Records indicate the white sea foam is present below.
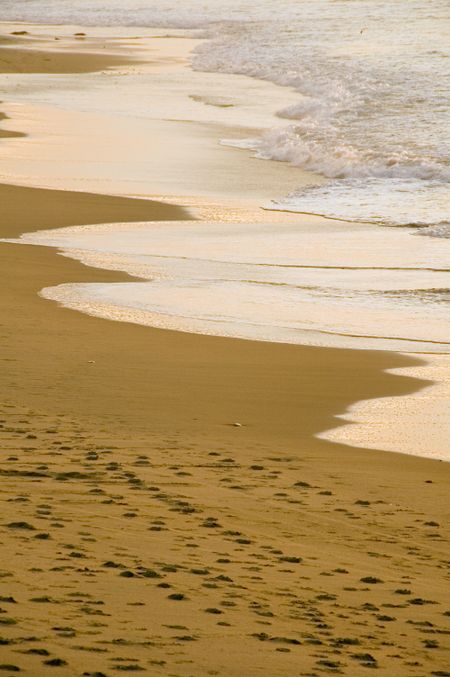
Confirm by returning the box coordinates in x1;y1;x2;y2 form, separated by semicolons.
194;13;449;184
417;222;450;239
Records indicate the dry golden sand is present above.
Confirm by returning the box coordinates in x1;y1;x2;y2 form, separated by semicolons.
0;35;449;677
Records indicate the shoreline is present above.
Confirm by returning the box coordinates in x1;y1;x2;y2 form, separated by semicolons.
0;180;427;455
0;26;449;676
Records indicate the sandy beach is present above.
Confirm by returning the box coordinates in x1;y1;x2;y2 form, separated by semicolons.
0;26;449;677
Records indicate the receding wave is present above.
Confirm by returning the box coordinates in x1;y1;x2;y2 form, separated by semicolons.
7;216;450;354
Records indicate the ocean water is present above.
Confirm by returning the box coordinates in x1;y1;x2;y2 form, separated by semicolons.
1;0;449;231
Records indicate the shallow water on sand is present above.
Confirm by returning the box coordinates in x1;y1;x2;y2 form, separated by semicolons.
9;218;450;354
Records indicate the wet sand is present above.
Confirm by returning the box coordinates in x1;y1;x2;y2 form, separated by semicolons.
0;31;139;74
0;111;23;139
0;30;449;677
